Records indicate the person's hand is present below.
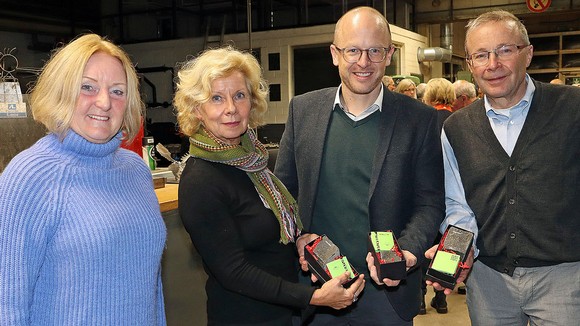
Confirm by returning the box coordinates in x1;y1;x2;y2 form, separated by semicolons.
366;250;417;287
297;233;319;274
309;272;365;310
425;245;474;295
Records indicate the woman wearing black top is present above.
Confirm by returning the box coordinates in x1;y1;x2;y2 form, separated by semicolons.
174;46;365;326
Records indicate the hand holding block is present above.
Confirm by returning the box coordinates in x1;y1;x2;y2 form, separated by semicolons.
426;225;474;289
367;231;406;280
304;235;359;287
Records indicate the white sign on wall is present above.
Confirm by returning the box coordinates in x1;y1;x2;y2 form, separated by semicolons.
1;49;27;118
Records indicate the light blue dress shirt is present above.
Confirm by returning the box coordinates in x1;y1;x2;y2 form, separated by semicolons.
440;75;536;255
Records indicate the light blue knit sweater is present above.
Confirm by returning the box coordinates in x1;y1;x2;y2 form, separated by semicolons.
0;131;167;325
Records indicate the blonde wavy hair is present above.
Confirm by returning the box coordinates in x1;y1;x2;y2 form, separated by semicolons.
174;46;268;137
394;78;417;99
30;33;143;142
423;78;456;106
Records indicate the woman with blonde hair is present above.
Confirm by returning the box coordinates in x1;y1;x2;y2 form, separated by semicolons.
423;78;455;112
395;78;417;99
0;34;166;325
175;46;364;325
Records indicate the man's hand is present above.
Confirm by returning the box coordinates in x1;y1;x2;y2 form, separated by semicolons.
425;245;474;295
366;250;417;287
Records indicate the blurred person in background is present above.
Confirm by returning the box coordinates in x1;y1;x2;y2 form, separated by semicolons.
423;77;455;130
395;78;417;99
416;82;427;102
382;75;396;91
452;80;478;111
423;78;455;113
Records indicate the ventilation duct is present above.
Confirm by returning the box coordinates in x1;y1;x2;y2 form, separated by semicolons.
417;47;452;62
417;23;454;63
440;23;453;51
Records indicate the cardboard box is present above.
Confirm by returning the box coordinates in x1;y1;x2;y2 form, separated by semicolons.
367;231;407;280
426;225;474;289
304;235;358;287
153;177;166;189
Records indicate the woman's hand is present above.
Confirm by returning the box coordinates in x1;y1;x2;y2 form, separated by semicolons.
296;233;319;273
309;272;365;310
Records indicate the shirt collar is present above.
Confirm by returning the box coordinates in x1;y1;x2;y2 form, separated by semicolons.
484;74;536;118
333;84;384;113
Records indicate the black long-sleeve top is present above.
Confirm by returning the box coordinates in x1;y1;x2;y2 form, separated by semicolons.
179;157;315;325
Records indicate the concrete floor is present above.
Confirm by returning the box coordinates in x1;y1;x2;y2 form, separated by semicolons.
161;211;471;326
161;210;207;326
415;286;470;326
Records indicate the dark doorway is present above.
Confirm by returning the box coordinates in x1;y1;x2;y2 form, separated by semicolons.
293;45;340;96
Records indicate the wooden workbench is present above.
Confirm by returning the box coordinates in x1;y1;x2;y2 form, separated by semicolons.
154;183;179;212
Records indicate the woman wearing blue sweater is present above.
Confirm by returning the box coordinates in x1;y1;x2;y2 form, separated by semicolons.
0;34;167;325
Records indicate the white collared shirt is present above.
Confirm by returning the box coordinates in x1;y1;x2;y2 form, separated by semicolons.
333;85;383;121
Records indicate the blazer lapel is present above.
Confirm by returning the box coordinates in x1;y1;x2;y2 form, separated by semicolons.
302;88;335;221
369;87;399;198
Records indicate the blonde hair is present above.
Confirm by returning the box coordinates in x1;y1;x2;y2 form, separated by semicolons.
174;46;268;137
394;78;417;99
30;33;143;142
424;78;455;106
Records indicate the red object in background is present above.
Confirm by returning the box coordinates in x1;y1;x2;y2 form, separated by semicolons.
526;0;551;13
121;119;145;157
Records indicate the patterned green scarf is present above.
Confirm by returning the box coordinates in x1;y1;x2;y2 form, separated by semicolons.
189;127;302;244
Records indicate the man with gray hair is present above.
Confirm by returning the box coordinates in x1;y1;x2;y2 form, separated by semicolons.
427;10;580;325
416;82;427;102
452;79;478;111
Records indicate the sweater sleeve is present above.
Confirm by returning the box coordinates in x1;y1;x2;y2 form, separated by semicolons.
178;159;315;309
0;154;62;325
156;268;167;325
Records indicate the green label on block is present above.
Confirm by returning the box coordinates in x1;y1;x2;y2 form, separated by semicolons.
370;231;394;251
326;257;354;278
432;251;460;275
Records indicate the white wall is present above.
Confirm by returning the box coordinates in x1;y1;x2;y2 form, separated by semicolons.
123;23;428;124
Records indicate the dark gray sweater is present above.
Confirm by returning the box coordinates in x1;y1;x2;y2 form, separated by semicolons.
443;80;580;276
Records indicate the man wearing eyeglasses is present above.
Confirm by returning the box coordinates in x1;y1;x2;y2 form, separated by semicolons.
426;10;580;325
275;6;444;325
